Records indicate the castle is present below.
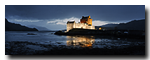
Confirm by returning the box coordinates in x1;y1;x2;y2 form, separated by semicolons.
67;16;95;32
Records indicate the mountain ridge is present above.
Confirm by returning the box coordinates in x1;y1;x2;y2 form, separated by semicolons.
116;19;145;30
95;19;145;30
5;18;38;31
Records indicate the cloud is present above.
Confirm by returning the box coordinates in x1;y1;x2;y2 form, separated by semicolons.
47;17;80;25
8;18;42;23
56;22;66;25
92;20;108;26
14;20;41;22
47;17;118;26
5;5;145;22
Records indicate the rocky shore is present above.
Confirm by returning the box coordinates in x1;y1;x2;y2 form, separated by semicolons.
55;28;145;38
36;45;145;55
5;41;145;55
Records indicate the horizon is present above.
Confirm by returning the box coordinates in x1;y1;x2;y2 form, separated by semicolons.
5;5;145;30
6;18;145;31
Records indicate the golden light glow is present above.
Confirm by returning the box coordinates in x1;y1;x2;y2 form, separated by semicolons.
99;27;102;30
66;36;95;48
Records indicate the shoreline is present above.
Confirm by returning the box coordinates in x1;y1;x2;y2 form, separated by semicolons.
5;41;145;55
55;28;145;39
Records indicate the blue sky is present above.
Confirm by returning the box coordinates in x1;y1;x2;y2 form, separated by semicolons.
5;5;145;30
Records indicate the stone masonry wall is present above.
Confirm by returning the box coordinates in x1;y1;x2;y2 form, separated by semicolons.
67;23;74;31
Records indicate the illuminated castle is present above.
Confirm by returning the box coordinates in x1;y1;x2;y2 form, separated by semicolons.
67;16;95;32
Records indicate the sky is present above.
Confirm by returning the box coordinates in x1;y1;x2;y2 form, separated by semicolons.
5;5;145;30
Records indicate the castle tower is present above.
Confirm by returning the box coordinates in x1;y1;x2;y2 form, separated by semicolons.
80;15;92;26
67;21;75;32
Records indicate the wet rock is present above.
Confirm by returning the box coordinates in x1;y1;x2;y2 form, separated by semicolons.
26;45;48;50
27;33;36;35
56;42;61;44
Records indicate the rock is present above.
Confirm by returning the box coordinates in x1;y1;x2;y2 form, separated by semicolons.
27;33;36;35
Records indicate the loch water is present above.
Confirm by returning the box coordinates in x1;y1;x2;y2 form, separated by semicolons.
5;31;145;55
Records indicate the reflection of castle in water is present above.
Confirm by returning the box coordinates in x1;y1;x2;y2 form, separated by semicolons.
66;36;95;48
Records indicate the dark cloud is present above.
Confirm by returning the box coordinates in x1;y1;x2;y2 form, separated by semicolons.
5;5;145;22
5;5;145;30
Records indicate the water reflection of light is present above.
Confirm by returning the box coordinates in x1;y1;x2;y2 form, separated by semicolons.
66;36;95;48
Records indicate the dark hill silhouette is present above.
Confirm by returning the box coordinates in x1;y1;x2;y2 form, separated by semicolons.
95;24;118;30
116;19;145;30
26;25;50;31
95;19;145;30
5;18;38;31
101;24;118;27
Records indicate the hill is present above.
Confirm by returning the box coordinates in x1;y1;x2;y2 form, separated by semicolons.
25;25;50;31
116;19;145;30
95;19;145;30
101;24;119;27
5;18;38;31
95;24;118;30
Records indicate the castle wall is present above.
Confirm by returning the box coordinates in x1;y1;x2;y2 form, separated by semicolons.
87;19;92;25
67;22;95;32
80;19;87;23
67;22;75;31
86;26;95;29
74;23;87;29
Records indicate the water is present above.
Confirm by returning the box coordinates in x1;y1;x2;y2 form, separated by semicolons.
5;31;66;43
5;31;145;54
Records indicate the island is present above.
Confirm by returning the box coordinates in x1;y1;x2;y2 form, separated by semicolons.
55;16;145;38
